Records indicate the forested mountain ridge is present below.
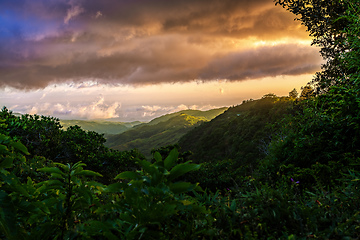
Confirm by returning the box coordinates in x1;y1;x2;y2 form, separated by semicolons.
105;112;221;158
60;108;227;138
179;96;293;164
60;119;142;135
142;108;228;126
179;95;296;190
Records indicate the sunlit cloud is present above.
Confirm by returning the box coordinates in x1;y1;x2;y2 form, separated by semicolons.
2;73;315;121
0;0;318;90
94;11;103;19
0;0;322;121
11;96;120;120
140;104;189;118
64;4;84;24
76;97;120;119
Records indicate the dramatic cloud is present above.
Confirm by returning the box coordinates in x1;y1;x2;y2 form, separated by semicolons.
0;0;320;90
199;44;322;81
2;75;314;121
20;96;120;119
64;4;84;24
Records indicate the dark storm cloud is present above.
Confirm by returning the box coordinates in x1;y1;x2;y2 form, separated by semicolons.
0;0;317;89
199;44;323;81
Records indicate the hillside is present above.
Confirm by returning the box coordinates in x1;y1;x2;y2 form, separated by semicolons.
105;108;227;157
179;96;293;168
60;119;142;135
143;108;228;126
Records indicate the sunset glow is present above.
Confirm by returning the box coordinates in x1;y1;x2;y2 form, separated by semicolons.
0;0;323;121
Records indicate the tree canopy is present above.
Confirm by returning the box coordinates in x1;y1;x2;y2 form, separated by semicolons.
274;0;358;92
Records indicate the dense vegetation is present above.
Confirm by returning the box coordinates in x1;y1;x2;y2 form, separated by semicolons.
105;108;227;158
1;0;360;238
60;120;142;135
179;95;296;191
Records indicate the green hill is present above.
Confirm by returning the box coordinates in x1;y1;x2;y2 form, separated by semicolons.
105;108;227;158
175;95;296;191
179;96;293;166
143;108;228;126
60;120;142;135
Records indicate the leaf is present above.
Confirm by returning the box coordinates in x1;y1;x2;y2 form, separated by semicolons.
0;157;13;168
9;141;30;155
0;144;8;153
153;151;162;162
75;170;103;177
72;161;86;170
114;171;141;180
168;163;201;181
164;148;179;170
10;182;30;197
193;184;204;192
230;199;237;212
44;179;64;187
37;167;65;176
169;182;195;194
53;162;69;172
104;182;126;193
137;160;157;176
32;201;51;215
50;173;64;179
181;200;193;205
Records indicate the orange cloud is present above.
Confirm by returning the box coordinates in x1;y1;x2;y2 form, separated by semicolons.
0;0;316;90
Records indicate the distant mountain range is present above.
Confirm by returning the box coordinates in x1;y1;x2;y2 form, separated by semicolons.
60;120;142;135
104;108;228;158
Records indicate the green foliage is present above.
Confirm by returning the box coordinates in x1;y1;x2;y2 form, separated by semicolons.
106;148;206;238
274;0;353;92
0;107;142;184
260;81;360;190
145;108;227;126
179;96;295;190
0;130;214;239
1;2;360;237
337;0;360;83
299;85;315;99
106;113;213;158
288;88;298;98
60;119;142;135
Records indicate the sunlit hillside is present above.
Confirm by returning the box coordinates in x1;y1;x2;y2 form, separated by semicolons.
105;108;227;157
60;120;142;135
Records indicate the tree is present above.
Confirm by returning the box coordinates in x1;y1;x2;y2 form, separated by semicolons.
339;0;360;83
288;88;298;98
274;0;353;92
261;0;360;190
299;85;314;99
261;93;278;99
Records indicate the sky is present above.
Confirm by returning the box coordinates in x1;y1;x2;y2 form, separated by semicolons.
0;0;323;121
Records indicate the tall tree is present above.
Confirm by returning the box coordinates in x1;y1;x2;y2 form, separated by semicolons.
299;85;314;99
274;0;353;92
288;88;298;98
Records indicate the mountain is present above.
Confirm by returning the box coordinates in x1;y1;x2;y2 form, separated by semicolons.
144;108;228;126
105;108;227;158
60;120;142;135
178;96;294;166
175;96;295;191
